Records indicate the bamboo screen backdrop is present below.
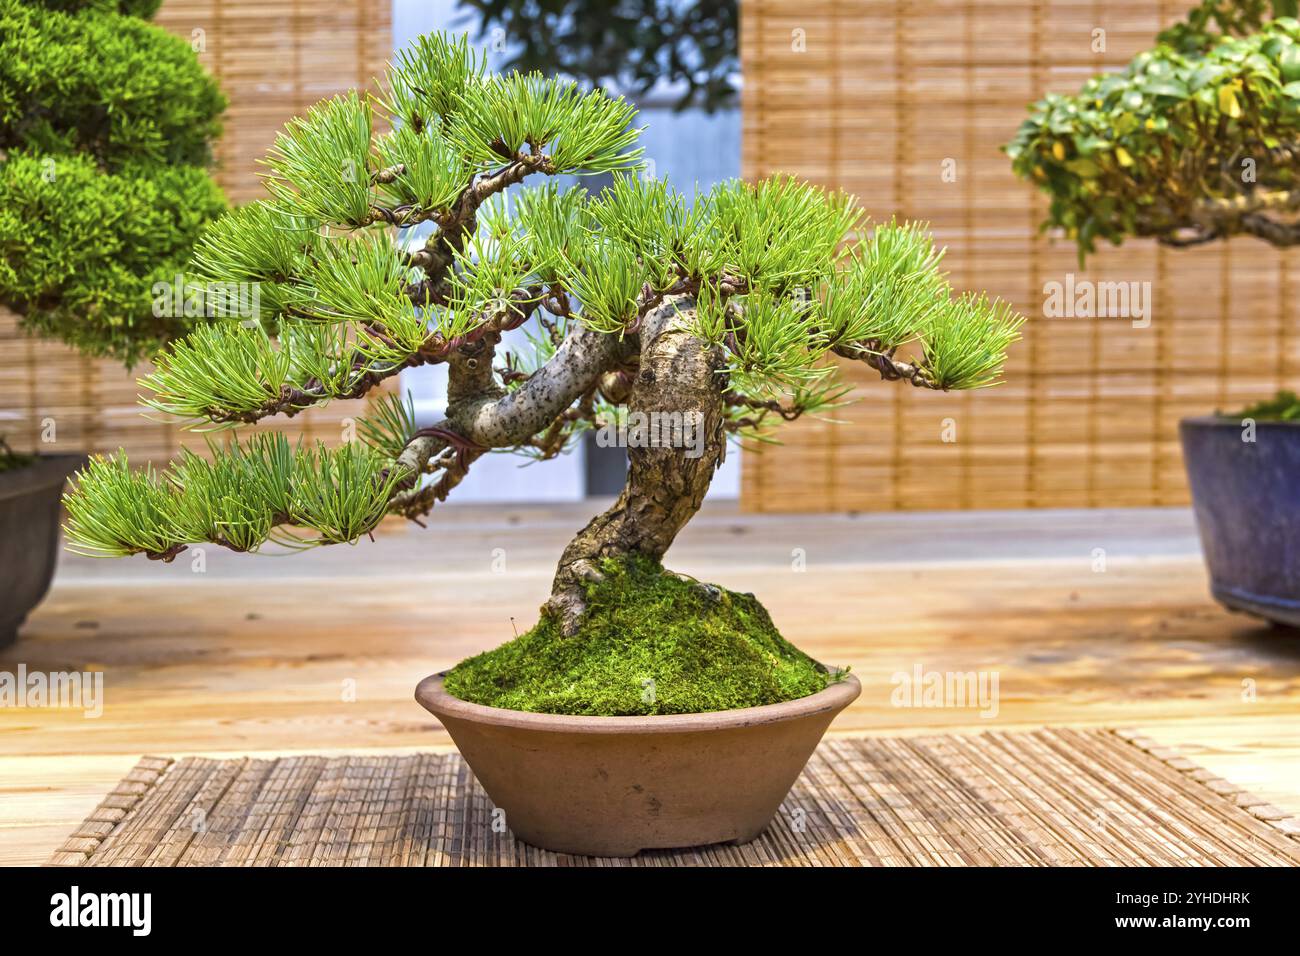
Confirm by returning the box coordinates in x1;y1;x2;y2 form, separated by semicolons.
0;0;391;465
740;0;1300;512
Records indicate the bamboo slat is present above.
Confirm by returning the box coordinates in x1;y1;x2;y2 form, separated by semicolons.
0;0;392;467
740;0;1300;511
45;729;1300;866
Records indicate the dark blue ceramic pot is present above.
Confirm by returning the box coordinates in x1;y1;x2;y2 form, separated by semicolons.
1180;416;1300;627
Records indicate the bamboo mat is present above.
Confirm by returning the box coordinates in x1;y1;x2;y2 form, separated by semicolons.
47;729;1300;867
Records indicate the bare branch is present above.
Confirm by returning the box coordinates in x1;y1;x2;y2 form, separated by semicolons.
390;444;485;522
831;341;943;389
723;390;808;421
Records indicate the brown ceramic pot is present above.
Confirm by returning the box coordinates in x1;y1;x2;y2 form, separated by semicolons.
415;671;861;857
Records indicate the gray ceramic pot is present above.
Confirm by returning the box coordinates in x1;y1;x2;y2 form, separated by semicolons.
0;454;85;647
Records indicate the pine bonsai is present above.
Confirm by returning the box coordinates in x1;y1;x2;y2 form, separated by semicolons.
63;32;1021;714
0;0;226;363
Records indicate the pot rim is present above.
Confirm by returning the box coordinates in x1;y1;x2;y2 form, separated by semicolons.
0;453;88;503
1180;413;1300;428
415;670;862;735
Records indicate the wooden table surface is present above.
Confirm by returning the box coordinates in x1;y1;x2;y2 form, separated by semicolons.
3;502;1298;865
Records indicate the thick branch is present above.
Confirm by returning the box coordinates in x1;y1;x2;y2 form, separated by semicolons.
383;321;631;526
1147;188;1300;249
1239;213;1300;247
449;322;635;447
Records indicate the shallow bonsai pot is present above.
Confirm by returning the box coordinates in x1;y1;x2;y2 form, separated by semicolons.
0;454;86;648
415;671;861;857
1180;415;1300;626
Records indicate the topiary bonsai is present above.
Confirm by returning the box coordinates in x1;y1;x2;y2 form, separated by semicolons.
1007;0;1300;626
0;0;226;648
63;32;1021;716
0;0;227;363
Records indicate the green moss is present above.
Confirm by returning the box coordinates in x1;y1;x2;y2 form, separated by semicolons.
1225;390;1300;422
444;556;836;716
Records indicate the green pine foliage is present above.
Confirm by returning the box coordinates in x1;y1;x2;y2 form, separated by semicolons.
0;0;227;362
455;0;739;113
448;72;642;175
266;91;378;227
63;30;1022;560
64;435;409;558
1006;3;1300;258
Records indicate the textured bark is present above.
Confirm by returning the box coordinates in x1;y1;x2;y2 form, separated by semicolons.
450;323;633;447
391;323;636;527
545;295;727;634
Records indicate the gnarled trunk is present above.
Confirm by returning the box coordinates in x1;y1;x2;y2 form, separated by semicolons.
545;295;727;634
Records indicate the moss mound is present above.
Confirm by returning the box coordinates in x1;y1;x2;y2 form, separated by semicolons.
444;557;833;716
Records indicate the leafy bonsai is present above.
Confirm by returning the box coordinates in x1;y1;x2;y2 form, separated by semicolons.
0;0;227;363
1006;0;1300;418
62;32;1021;714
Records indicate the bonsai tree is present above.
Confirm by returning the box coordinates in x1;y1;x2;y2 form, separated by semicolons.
0;0;227;363
1007;0;1300;257
0;0;225;649
63;32;1021;714
1007;0;1300;628
1007;0;1300;420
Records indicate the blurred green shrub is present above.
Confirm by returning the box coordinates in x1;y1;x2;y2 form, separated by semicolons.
0;0;227;363
1006;3;1300;260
